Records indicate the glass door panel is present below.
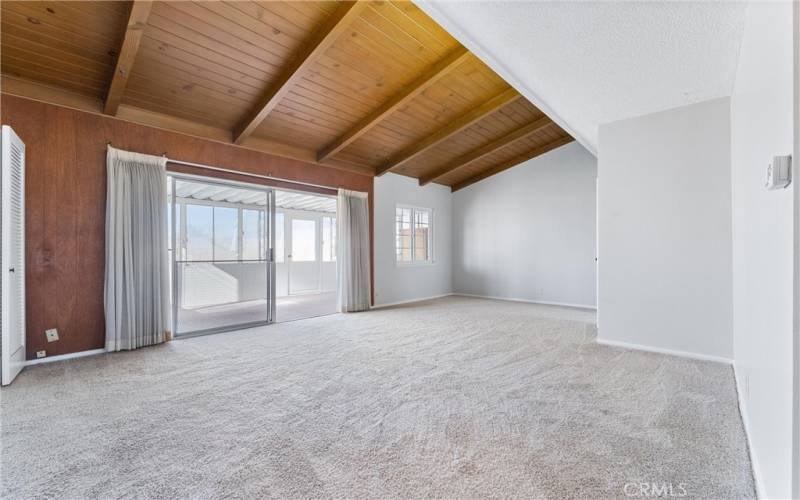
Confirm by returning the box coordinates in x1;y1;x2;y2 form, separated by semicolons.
170;176;274;336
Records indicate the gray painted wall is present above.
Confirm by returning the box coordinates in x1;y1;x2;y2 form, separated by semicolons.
730;1;797;496
374;173;452;306
597;97;734;360
451;142;597;308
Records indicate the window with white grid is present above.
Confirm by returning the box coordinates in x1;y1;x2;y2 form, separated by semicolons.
395;206;433;265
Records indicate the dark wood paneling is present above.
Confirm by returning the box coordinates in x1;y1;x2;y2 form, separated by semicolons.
1;93;374;360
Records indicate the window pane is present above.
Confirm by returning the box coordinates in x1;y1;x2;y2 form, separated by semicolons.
242;209;261;260
167;200;172;251
178;205;186;260
168;200;181;251
260;212;266;260
331;217;337;261
395;207;412;262
275;212;284;263
213;207;239;261
170;202;184;264
185;204;213;261
292;219;316;262
414;209;431;262
322;216;336;262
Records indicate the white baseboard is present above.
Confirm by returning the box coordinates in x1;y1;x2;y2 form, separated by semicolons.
595;338;733;365
25;348;106;366
372;293;454;309
733;364;765;500
453;293;597;311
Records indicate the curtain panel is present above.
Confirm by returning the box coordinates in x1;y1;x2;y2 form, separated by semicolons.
104;146;170;351
336;189;371;312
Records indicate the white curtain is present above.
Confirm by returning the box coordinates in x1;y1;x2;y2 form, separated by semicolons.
336;189;371;312
104;146;170;351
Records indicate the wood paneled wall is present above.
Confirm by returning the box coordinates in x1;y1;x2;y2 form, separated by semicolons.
0;94;374;360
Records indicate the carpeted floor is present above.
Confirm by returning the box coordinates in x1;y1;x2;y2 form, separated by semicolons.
1;296;754;499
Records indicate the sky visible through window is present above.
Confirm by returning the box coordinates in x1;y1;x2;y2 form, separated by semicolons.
172;181;336;265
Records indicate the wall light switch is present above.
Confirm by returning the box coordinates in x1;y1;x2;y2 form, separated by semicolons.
36;351;46;359
765;155;792;190
45;328;59;342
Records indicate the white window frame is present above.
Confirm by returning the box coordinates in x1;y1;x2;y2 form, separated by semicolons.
322;215;336;262
175;198;267;263
395;204;434;266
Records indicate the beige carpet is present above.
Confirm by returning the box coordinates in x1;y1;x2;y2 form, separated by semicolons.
1;296;754;499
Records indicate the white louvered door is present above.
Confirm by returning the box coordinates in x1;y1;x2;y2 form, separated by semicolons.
1;125;26;385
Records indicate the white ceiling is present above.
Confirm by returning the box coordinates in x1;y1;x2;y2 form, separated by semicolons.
418;1;748;155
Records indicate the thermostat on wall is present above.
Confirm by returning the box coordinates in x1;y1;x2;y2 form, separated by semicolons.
765;155;792;190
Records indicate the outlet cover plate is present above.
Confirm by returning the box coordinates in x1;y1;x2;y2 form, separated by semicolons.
45;329;59;342
36;350;46;358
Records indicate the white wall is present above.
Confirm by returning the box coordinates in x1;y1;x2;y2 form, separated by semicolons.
374;173;452;305
180;262;267;307
451;142;597;308
730;2;796;497
597;97;734;360
794;5;800;497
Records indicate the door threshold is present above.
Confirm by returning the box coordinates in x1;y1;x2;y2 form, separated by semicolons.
174;320;270;339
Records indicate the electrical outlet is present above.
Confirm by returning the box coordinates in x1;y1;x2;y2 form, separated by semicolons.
36;350;46;359
45;328;59;343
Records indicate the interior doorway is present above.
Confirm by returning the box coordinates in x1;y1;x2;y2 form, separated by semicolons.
275;190;338;322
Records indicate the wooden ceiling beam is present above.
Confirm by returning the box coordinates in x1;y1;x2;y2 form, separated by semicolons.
317;46;471;162
115;107;374;175
104;1;152;115
233;1;365;145
3;75;374;177
418;115;553;186
451;135;574;192
374;87;522;176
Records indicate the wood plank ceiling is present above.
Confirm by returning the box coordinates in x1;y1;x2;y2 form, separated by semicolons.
0;0;574;191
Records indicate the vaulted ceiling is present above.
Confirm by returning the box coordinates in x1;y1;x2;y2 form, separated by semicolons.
418;0;748;153
0;1;574;191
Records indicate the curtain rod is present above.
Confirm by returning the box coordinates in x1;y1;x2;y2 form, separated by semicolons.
164;157;340;193
106;141;341;193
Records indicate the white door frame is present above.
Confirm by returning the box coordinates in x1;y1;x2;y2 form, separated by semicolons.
1;125;26;385
168;172;276;336
286;210;322;295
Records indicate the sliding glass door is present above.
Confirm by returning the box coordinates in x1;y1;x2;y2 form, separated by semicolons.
168;175;275;336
